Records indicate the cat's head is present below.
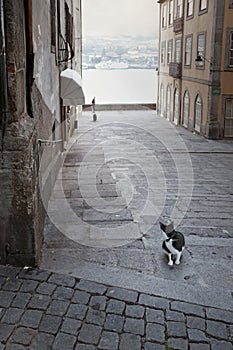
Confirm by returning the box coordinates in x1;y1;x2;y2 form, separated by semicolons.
160;218;174;234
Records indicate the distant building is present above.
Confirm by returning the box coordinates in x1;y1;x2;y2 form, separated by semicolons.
82;36;158;70
157;0;233;138
0;0;84;266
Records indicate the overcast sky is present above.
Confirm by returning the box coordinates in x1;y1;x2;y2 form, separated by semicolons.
82;0;159;38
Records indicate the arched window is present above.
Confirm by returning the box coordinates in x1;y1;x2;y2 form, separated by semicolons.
160;84;164;117
183;90;190;128
173;88;179;125
194;94;202;132
166;85;171;120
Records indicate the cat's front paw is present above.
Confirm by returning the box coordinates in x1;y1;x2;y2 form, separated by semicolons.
175;260;180;265
168;261;173;266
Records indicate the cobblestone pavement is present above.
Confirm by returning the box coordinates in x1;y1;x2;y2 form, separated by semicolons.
0;265;232;350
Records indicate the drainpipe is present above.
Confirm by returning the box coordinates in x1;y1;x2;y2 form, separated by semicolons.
157;2;161;115
179;0;186;126
0;0;9;153
80;0;82;77
24;0;34;118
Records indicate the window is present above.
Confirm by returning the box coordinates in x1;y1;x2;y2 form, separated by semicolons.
50;0;56;52
167;40;173;64
196;33;206;67
224;98;233;137
184;36;192;66
175;39;182;63
52;121;56;141
161;41;166;65
187;0;194;17
229;32;233;67
166;85;171;120
176;0;183;19
173;89;179;125
160;84;164;117
194;94;202;132
168;0;174;25
183;91;190;127
162;4;167;28
225;29;233;70
65;3;74;50
199;0;208;12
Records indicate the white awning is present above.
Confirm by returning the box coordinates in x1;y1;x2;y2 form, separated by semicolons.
60;68;85;106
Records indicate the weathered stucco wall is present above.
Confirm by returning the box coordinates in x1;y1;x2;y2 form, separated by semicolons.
0;0;61;266
0;0;83;266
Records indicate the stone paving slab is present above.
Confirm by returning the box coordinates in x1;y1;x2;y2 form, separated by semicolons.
0;265;232;350
82;208;133;223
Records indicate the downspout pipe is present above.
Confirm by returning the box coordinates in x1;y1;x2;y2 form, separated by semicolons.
0;0;9;153
157;1;161;114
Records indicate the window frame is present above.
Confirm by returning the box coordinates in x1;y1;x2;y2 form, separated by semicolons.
224;29;233;70
176;0;183;19
175;38;182;63
173;88;179;125
168;0;174;26
194;92;203;133
50;0;57;53
199;0;208;14
229;32;233;67
187;0;194;18
167;39;173;65
162;3;167;29
160;84;165;117
223;96;233;137
196;32;206;69
166;85;171;120
183;90;190;128
161;41;166;65
65;3;74;50
194;94;202;133
184;35;192;67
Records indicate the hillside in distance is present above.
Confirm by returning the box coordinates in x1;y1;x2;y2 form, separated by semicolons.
82;35;158;70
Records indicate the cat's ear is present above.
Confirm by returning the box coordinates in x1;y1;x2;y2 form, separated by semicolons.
161;225;166;234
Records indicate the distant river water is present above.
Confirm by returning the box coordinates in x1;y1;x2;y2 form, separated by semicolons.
82;69;157;104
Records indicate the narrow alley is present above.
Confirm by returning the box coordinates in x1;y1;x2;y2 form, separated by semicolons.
1;1;233;348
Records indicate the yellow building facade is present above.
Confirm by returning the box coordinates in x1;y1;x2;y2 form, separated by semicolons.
157;0;233;138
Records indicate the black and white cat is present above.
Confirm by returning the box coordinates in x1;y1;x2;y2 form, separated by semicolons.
160;219;185;266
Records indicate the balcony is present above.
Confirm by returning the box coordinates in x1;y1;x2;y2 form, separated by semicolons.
173;17;183;33
169;62;182;78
